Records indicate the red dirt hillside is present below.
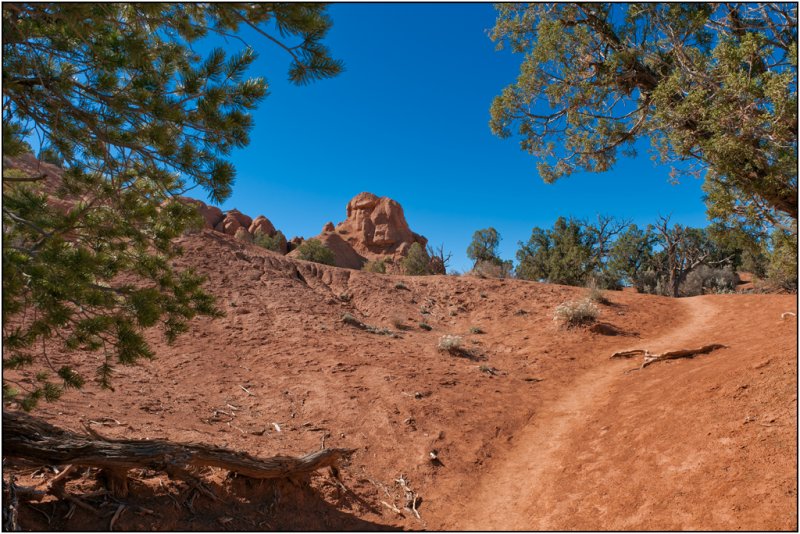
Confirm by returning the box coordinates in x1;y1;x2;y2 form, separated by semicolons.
5;229;797;531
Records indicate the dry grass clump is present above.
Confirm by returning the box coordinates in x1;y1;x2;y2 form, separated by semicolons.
437;334;464;353
585;279;610;305
553;298;600;328
363;259;387;274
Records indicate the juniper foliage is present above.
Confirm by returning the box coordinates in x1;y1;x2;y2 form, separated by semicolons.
491;3;797;222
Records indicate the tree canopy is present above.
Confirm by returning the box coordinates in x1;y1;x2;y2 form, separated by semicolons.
466;227;501;265
490;3;798;222
2;3;341;409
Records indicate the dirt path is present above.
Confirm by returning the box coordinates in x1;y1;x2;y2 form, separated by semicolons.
455;296;716;530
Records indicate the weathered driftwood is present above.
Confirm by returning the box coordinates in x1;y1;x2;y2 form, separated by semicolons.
3;410;355;497
611;344;727;369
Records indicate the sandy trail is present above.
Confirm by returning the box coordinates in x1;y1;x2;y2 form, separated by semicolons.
456;296;716;530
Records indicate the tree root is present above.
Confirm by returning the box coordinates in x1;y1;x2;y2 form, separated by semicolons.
611;344;727;369
3;410;356;502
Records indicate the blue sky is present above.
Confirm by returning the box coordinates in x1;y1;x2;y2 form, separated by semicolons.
201;3;710;273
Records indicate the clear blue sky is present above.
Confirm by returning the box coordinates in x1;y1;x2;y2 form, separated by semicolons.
199;3;709;273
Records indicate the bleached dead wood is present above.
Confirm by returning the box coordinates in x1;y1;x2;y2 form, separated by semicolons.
611;344;727;369
3;410;355;498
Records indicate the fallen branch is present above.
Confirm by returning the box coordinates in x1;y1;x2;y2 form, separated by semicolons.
3;411;355;499
611;344;727;369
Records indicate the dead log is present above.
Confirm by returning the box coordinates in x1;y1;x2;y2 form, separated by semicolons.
611;344;727;369
3;410;355;497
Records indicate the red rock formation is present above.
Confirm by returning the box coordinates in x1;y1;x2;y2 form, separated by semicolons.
335;192;427;262
249;215;276;237
290;192;427;270
215;213;243;236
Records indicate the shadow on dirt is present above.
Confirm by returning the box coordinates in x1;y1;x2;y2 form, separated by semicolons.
15;470;401;532
588;322;639;337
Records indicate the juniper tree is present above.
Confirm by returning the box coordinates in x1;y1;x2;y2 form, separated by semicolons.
515;217;594;286
607;224;657;291
2;3;342;409
466;227;501;266
490;3;797;222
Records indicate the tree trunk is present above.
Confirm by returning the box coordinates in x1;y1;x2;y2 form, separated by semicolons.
2;410;354;496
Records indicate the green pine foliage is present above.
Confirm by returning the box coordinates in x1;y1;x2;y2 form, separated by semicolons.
491;4;797;223
466;228;501;265
296;239;336;266
253;230;287;253
2;3;341;409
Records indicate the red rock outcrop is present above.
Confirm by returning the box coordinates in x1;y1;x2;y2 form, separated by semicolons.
289;192;427;270
336;192;427;260
250;215;276;237
215;213;243;236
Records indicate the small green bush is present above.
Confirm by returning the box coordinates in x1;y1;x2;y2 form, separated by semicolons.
402;243;431;275
553;299;600;328
254;230;286;252
296;239;335;266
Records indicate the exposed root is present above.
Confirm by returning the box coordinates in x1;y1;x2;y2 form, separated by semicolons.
611;344;727;369
3;410;356;506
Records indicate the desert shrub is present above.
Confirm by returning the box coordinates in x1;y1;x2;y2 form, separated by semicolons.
253;230;286;252
585;279;610;305
394;281;408;290
437;334;464;353
469;326;484;334
296;238;335;265
553;299;600;328
679;265;737;296
402;243;431;275
363;258;386;274
418;321;432;331
471;259;514;279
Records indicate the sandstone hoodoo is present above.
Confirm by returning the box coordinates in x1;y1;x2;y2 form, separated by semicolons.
290;192;427;269
339;192;427;256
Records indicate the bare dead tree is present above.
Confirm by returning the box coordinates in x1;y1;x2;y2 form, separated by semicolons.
582;214;632;274
427;243;452;275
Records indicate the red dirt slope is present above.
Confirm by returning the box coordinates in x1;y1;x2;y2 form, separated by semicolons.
5;229;797;531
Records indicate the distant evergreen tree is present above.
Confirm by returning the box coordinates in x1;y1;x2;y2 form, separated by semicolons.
467;228;501;266
402;242;431;275
515;217;593;286
2;3;342;408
